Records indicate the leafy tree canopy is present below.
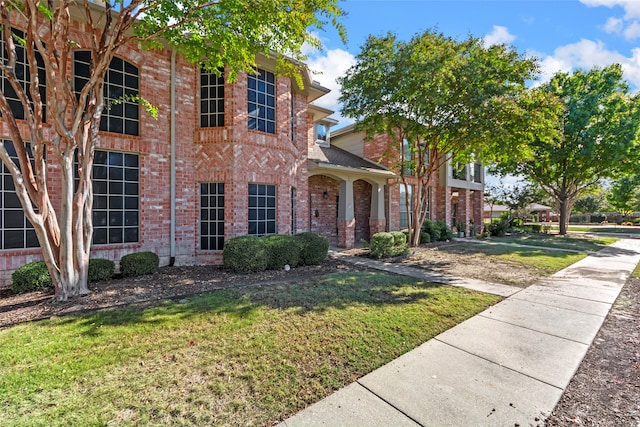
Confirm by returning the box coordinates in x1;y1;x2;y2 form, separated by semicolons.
492;64;640;234
338;29;560;244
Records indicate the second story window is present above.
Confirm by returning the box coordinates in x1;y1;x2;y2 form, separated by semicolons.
74;52;139;136
315;123;328;144
200;68;224;127
248;69;276;134
0;28;47;121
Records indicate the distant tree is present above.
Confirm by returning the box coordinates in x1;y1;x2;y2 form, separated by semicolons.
492;65;640;235
607;175;640;217
490;181;544;220
0;1;344;300
573;190;606;223
339;30;559;245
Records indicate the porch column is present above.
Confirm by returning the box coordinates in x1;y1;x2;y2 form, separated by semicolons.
458;188;471;236
337;178;355;248
369;182;386;236
472;190;484;235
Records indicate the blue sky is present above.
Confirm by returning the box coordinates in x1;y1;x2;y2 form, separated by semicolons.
306;0;640;126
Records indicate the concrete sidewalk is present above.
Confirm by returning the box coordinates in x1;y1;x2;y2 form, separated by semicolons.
279;239;640;426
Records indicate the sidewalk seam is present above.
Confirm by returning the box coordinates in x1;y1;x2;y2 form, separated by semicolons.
355;380;426;427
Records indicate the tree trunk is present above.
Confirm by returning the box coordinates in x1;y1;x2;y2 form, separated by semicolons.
558;197;570;235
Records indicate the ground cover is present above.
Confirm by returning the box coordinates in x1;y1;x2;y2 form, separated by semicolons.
393;240;590;287
488;234;617;252
0;271;499;426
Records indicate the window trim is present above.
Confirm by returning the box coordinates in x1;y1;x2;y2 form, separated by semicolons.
248;183;277;236
247;69;276;134
199;68;225;128
199;182;225;251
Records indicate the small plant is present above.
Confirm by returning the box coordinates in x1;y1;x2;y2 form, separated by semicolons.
293;232;329;265
120;251;159;277
488;220;510;237
223;235;269;273
370;232;409;259
88;259;115;282
261;234;301;270
11;261;52;294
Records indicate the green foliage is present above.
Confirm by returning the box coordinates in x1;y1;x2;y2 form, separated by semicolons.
339;29;556;244
420;231;431;244
293;232;329;265
261;234;301;270
492;65;640;234
488;220;510;237
223;236;269;273
421;220;441;242
389;231;407;246
88;259;115;282
119;252;159;277
370;232;409;259
607;175;640;216
11;261;52;294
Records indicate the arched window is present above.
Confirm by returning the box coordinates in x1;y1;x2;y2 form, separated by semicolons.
74;52;139;136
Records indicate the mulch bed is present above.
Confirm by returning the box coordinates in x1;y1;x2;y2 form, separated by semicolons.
0;258;359;328
545;277;640;426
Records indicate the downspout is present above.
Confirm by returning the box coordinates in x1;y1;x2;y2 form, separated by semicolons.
169;48;176;266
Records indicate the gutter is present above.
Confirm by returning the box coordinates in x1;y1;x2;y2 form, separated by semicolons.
169;48;176;266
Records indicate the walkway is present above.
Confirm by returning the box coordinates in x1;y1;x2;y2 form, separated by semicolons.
279;239;640;426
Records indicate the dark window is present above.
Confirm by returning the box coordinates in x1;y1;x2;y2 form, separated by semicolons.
248;183;276;236
74;51;139;136
91;150;139;245
248;69;276;134
200;182;225;250
399;184;413;229
200;69;225;128
0;140;38;249
0;28;47;121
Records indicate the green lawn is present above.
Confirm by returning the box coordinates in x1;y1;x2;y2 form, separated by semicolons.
488;234;618;252
549;225;640;234
468;244;588;275
0;271;499;426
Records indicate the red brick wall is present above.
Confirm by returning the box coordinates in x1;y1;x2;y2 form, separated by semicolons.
308;175;339;245
0;18;315;283
353;180;372;243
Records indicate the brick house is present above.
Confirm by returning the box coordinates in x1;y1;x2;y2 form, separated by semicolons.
0;13;485;285
0;15;331;285
310;124;485;248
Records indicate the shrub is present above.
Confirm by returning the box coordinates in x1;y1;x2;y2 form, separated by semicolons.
293;232;329;265
370;232;409;259
420;232;431;244
389;230;407;246
222;235;269;273
488;220;509;237
522;224;542;233
88;259;115;282
11;261;52;294
261;234;301;270
436;221;454;241
422;220;441;242
120;251;159;277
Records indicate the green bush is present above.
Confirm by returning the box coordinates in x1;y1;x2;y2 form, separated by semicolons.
88;259;115;282
422;220;441;242
436;221;454;241
223;235;269;273
370;232;409;259
522;224;543;233
389;230;407;246
420;231;431;244
488;220;510;237
293;232;329;265
11;261;52;294
120;251;159;277
261;234;301;270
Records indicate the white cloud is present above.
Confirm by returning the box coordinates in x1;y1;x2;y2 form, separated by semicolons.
483;25;516;47
624;20;640;39
535;39;640;89
305;47;356;122
603;16;624;34
580;0;640;19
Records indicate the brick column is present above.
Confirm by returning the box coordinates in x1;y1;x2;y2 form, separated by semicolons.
435;183;452;226
458;188;470;235
337;178;355;248
369;181;387;236
472;190;484;235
